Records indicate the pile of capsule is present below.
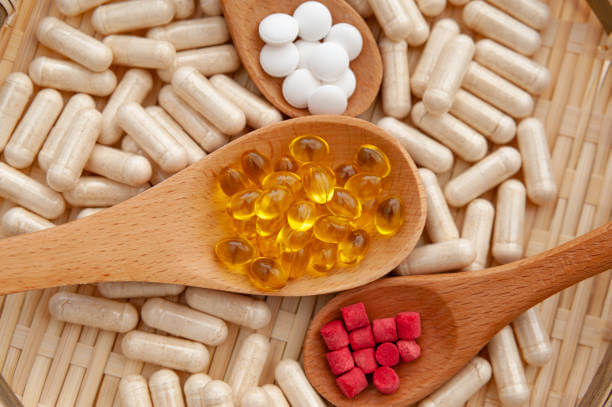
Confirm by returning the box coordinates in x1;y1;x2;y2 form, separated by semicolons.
215;135;404;291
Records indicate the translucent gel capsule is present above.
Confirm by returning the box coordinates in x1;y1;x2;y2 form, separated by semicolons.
255;186;293;220
338;229;370;265
334;163;358;186
242;150;272;184
287;199;317;231
308;240;337;276
375;197;404;236
313;215;351;243
299;163;336;204
281;247;310;280
274;155;299;172
215;238;255;272
219;167;250;196
233;217;257;239
351;198;377;232
257;235;282;258
289;135;329;163
256;215;286;237
327;187;362;219
247;257;289;291
276;224;312;252
345;174;382;203
229;188;261;220
354;144;391;177
263;171;302;194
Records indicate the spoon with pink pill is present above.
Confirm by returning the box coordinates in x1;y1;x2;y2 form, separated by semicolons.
303;221;612;407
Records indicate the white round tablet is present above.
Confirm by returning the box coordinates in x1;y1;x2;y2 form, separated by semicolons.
282;68;321;109
258;13;299;45
295;40;319;69
308;42;349;82
324;69;356;98
260;43;299;77
324;23;363;61
293;1;333;41
308;85;348;115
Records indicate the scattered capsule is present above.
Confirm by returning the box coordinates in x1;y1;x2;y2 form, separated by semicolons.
334;163;359;186
263;171;302;194
256;215;286;237
257;235;282;258
289;135;330;163
276;224;312;252
229;188;261;220
242;149;272;184
327;187;362;220
299;163;336;204
274;155;299;172
248;257;289;291
281;247;310;280
308;240;337;276
233;217;257;240
345;174;382;203
255;186;293;220
313;215;351;243
338;229;370;266
287;199;317;231
375;197;404;236
354;144;391;177
215;238;256;272
219;167;250;196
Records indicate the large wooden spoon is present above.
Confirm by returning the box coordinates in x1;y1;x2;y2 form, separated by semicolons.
0;116;425;297
303;221;612;407
221;0;382;117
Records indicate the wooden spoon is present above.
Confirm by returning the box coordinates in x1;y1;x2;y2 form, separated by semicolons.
221;0;383;118
0;116;425;297
303;221;612;407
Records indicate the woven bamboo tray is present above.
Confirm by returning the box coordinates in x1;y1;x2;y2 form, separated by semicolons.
0;0;610;406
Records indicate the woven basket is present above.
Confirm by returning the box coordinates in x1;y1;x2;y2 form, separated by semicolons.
0;0;610;406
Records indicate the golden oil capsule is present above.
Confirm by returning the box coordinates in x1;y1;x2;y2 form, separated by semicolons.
338;229;370;265
229;188;261;220
219;167;250;196
242;150;272;184
354;144;391;178
256;215;286;237
327;187;362;220
308;240;337;276
274;155;299;172
375;196;404;236
299;163;336;204
215;238;255;272
257;235;282;258
263;171;302;194
233;217;257;240
255;186;293;220
345;174;382;203
247;257;289;291
281;247;310;280
351;198;377;232
287;199;317;231
334;163;358;186
276;224;312;252
313;215;351;243
289;135;330;163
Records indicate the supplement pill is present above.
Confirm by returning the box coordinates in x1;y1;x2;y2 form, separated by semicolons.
263;171;302;194
55;0;111;16
460;199;495;271
379;37;411;119
346;0;372;16
91;0;175;35
293;1;333;41
235;217;258;239
419;168;458;243
256;214;286;237
492;180;526;264
289;135;329;163
354;144;391;178
416;0;446;16
487;326;530;406
324;23;363;61
281;247;310;280
255;186;293;220
258;234;283;258
241;150;272;184
517;118;557;204
287;199;317;231
119;375;153;407
219;168;250;196
334;163;358;186
307;85;348;115
345;173;382;203
260;43;300;78
148;369;185;407
282;69;321;109
308;239;337;275
295;40;318;69
399;0;429;46
215;237;256;271
147;106;206;164
241;387;272;407
308;43;349;82
158;44;241;82
1;207;54;237
97;282;185;298
369;0;411;41
313;215;351;243
184;374;211;407
0;73;33;152
485;0;550;30
275;359;326;407
276;225;312;252
262;385;290;407
338;229;370;265
247;257;289;291
147;16;229;51
299;163;336;203
258;13;299;44
103;35;175;69
227;334;270;402
327;187;362;219
201;381;233;407
512;308;553;366
375;197;405;236
397;239;476;275
63;176;147;207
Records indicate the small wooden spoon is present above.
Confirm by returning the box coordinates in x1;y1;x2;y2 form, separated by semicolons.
221;0;383;117
303;221;612;407
0;116;425;297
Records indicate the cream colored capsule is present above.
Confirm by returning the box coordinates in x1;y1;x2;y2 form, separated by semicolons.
485;0;549;29
48;291;138;333
184;374;211;407
117;102;189;173
29;56;116;97
492;179;526;264
346;0;373;16
262;385;289;407
85;145;153;187
463;1;541;56
77;208;105;219
4;89;63;169
119;375;153;407
419;168;459;243
445;147;522;207
411;102;488;163
148;17;229;51
201;381;233;407
512;307;552;366
37;17;112;72
103;36;175;69
148;369;185;407
517;118;557;204
274;360;326;407
55;0;110;16
142;297;228;346
170;0;196;19
158;45;241;82
399;0;429;46
122;330;209;373
92;0;175;35
415;0;445;16
241;388;271;407
0;72;34;152
460;199;495;271
396;239;476;275
121;136;171;185
448;0;468;4
488;326;530;406
1;207;54;237
227;334;270;402
63;176;147;207
158;85;228;152
184;287;271;329
411;18;459;98
424;34;474;115
368;0;412;42
39;94;95;171
379;37;411;119
98;282;185;298
200;0;222;15
0;163;65;219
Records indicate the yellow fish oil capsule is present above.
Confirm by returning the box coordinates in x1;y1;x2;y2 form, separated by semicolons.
242;150;272;184
334;163;358;186
379;36;411;119
281;247;310;280
234;217;257;239
326;187;362;219
227;334;270;402
308;239;337;275
147;17;229;51
184;374;211;407
338;229;370;265
215;237;256;272
103;35;175;70
247;257;289;291
487;326;530;406
492;179;526;264
97;282;185;299
275;359;326;407
148;369;185;407
257;234;282;258
350;197;377;232
0;73;33;152
287;199;317;231
313;215;350;243
517;118;557;204
219;167;250;196
274;155;299;172
375;196;405;236
1;207;54;237
119;375;153;407
344;173;382;203
63;176;147;207
158;44;241;82
255;186;293;220
354;144;391;178
299;163;336;204
201;380;233;407
256;215;285;237
92;0;175;35
263;171;302;194
419;168;459;243
85;145;153;187
289;135;330;163
484;0;550;30
276;224;312;252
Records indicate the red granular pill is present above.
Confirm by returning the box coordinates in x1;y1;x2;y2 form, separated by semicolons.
326;347;355;375
352;348;378;374
375;342;400;367
396;312;421;340
397;339;421;363
336;367;368;399
372;317;398;343
341;302;369;331
373;366;400;395
320;320;350;350
349;325;375;351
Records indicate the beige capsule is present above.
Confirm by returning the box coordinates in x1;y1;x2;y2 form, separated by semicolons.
170;0;196;19
55;0;110;16
201;381;233;407
419;168;459;243
29;56;116;97
158;44;241;82
37;17;112;72
148;369;186;407
200;0;222;15
48;291;138;333
262;385;289;407
411;18;459;98
517;118;557;204
424;34;474;115
379;37;411;119
103;36;175;70
0;162;65;219
184;287;271;329
418;356;491;407
460;199;495;271
448;0;469;4
97;282;185;298
1;207;54;237
119;375;153;407
77;208;105;219
396;239;476;275
415;0;445;16
148;17;229;51
121;136;171;185
85;145;153;187
492;179;526;264
275;360;326;407
184;374;211;407
227;334;270;402
411;102;488;163
368;0;412;42
241;387;272;407
63;176;148;207
92;0;175;35
485;0;550;30
0;72;34;152
346;0;373;16
512;307;553;366
463;1;541;56
445;147;522;207
399;0;429;46
122;330;210;373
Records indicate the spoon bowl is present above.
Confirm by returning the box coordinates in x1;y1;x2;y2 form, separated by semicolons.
0;115;425;296
221;0;383;117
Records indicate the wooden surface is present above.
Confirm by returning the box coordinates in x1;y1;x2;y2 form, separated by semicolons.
220;0;383;117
